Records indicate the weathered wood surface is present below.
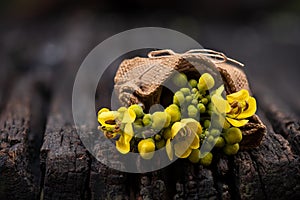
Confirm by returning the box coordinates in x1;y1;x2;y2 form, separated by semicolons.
0;15;300;200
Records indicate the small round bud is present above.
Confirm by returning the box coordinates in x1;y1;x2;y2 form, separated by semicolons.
203;120;211;129
143;114;152;126
165;104;181;123
173;91;185;106
185;95;193;103
154;134;161;141
205;94;211;102
214;137;225;148
207;135;214;144
189;79;198;88
223;143;239;155
138;138;155;159
155;139;166;149
210;129;220;137
197;103;206;114
180;88;191;96
191;88;198;94
129;104;144;118
200;152;213;166
201;98;208;105
198;73;215;91
191;99;198;105
163;128;172;140
173;73;188;87
152;112;171;130
207;102;214;111
223;127;242;145
188;105;198;118
188;149;200;163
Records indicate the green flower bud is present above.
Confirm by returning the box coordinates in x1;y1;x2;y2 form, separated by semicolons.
189;79;198;88
138;138;155;159
155;139;166;149
185;95;193;103
223;127;242;145
152;112;171;130
165;104;181;123
143;114;152;126
203;120;211;129
188;105;198;118
129;104;144;118
197;103;206;114
117;106;127;120
205;94;211;102
191;99;198;105
173;73;188;87
207;102;214;111
188;149;200;163
173;91;185;106
201;98;208;105
191;88;198;94
134;119;143;130
154;134;161;141
163;127;172;140
207;135;214;144
200;152;213;166
223;120;231;129
210;129;220;137
198;73;215;91
180;87;191;96
214;137;225;148
223;143;239;155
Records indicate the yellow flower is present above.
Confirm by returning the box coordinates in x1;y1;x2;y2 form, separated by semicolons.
98;107;136;154
138;138;156;159
116;107;136;154
166;118;202;160
98;108;119;130
226;89;256;127
211;88;257;127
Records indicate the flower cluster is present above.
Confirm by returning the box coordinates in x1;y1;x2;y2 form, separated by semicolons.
97;72;257;166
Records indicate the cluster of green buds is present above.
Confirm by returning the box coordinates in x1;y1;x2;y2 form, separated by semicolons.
98;72;257;166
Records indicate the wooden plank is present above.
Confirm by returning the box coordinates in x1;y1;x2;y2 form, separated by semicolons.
248;112;300;199
0;74;49;199
40;66;91;200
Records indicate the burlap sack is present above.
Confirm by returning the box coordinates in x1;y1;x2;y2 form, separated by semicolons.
114;49;266;149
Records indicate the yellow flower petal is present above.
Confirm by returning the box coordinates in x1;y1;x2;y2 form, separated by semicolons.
227;89;249;103
189;134;200;149
98;111;119;128
98;108;110;115
226;117;249;127
181;118;199;133
174;141;192;158
214;85;225;96
116;134;131;154
122;108;136;123
171;122;183;139
138;139;155;159
124;123;134;137
236;97;257;119
211;95;231;113
166;139;173;161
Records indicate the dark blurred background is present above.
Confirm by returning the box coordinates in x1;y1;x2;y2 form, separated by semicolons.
0;0;300;116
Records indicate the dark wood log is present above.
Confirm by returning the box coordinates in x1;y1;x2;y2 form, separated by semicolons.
39;67;91;200
0;74;50;200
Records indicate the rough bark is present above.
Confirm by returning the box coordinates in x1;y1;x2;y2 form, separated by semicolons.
0;74;49;200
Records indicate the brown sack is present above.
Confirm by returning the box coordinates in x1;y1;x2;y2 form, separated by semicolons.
114;49;266;149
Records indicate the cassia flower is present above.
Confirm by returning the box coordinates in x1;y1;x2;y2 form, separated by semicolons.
98;107;136;154
211;88;257;127
226;89;256;127
166;118;202;160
